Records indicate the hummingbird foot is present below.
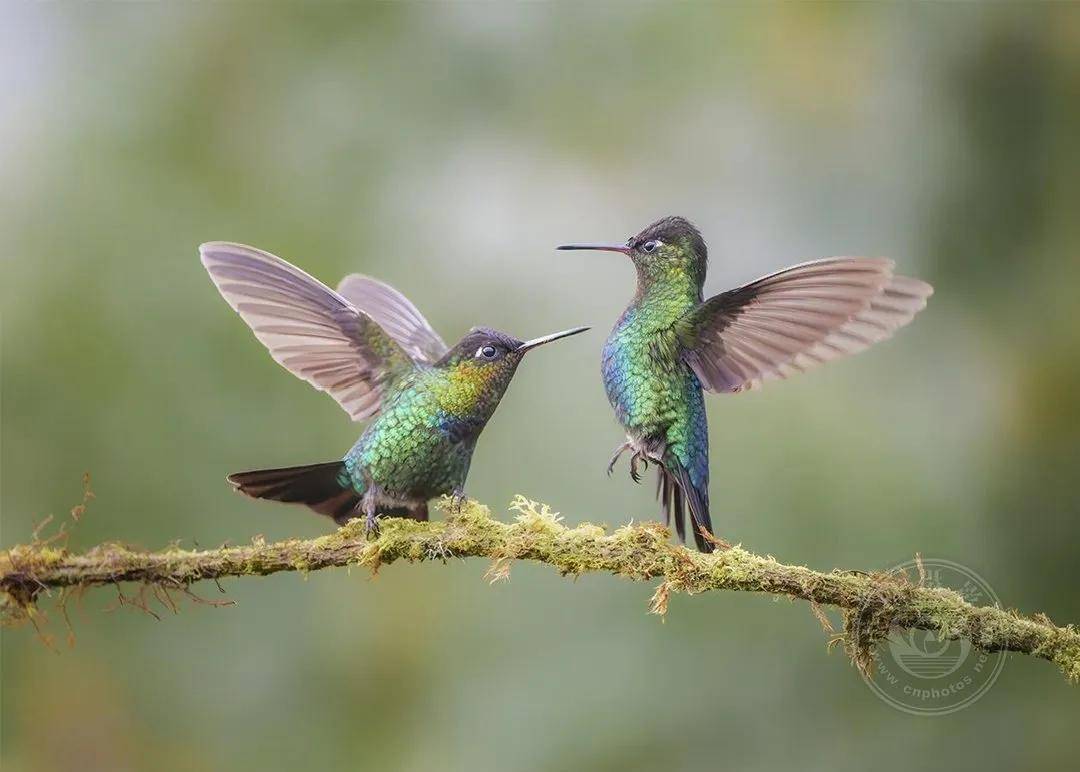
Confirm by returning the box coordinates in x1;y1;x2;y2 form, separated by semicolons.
449;489;467;515
361;497;380;538
606;441;633;477
629;451;649;484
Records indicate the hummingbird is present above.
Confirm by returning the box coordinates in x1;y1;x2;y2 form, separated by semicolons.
559;216;932;553
200;242;588;533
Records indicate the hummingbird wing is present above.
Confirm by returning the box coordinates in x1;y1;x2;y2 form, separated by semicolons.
336;274;449;364
200;242;416;421
675;257;932;393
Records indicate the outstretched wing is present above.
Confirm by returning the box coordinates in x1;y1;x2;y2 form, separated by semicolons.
200;242;416;421
336;274;448;364
677;257;932;393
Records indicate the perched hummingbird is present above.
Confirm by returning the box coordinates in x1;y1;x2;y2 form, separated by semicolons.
200;242;588;533
559;216;932;552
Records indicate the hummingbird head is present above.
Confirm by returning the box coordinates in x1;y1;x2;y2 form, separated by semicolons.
434;325;589;417
557;215;707;288
438;327;527;375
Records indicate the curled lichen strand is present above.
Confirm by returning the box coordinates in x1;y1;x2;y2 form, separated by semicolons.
1;496;1077;684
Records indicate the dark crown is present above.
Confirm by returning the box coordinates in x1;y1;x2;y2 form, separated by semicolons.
631;216;707;259
438;327;524;365
461;327;523;351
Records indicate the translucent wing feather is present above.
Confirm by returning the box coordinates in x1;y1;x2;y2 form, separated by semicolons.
200;242;416;421
336;274;448;364
677;257;932;393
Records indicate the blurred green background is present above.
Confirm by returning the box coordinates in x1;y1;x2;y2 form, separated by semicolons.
3;3;1078;770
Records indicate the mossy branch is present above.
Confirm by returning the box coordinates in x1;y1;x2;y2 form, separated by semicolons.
2;497;1077;683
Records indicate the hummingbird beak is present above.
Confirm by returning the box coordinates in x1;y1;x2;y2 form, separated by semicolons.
516;326;590;354
556;243;632;255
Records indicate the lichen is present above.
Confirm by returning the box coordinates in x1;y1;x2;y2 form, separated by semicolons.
1;495;1077;684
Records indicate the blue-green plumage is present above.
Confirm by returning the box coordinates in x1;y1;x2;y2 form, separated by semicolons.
200;241;588;533
592;221;715;551
561;215;933;553
340;363;488;509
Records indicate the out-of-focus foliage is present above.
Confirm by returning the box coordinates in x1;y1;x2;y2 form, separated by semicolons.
2;4;1077;771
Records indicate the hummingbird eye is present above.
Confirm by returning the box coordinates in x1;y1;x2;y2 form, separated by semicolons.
641;240;661;253
476;344;499;360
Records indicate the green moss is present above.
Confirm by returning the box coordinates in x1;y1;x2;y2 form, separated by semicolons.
2;495;1077;685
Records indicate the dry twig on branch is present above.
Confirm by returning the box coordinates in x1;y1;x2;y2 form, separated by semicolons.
2;496;1077;683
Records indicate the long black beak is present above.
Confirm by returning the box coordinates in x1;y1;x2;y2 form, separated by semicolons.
556;243;631;255
516;326;590;354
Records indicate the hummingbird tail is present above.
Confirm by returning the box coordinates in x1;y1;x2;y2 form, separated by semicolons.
658;463;715;554
656;470;685;542
227;462;360;525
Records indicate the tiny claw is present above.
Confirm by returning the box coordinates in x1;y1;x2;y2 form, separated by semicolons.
629;452;648;484
450;490;467;515
364;511;380;538
606;441;631;477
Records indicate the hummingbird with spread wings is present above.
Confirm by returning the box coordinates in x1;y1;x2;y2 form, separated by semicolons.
559;216;932;552
201;242;588;534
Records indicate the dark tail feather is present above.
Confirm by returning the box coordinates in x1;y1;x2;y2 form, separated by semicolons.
657;463;715;553
227;462;361;525
674;465;714;553
672;481;686;544
656;472;667;526
656;468;686;542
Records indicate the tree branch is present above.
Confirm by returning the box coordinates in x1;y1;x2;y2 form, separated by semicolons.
3;497;1077;683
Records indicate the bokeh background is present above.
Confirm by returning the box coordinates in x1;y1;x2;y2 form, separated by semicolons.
3;3;1078;770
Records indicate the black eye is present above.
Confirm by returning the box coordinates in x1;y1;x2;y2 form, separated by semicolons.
641;240;660;253
476;345;498;359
